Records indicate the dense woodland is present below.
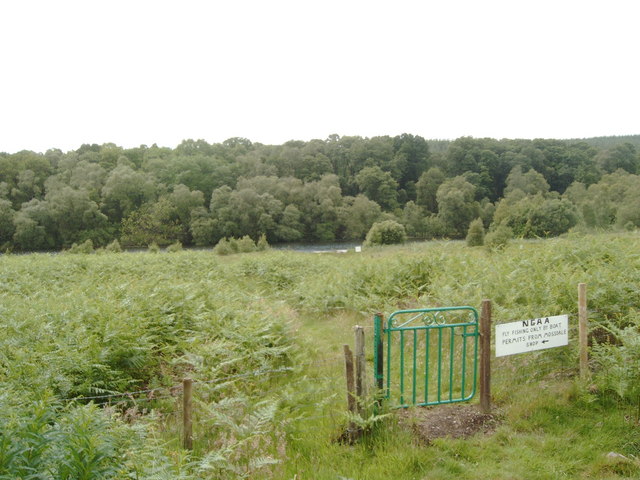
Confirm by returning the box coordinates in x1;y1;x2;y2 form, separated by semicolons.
1;134;639;251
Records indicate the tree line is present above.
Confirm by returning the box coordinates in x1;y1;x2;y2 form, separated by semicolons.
0;134;639;251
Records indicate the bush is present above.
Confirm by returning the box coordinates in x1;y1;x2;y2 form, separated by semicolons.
257;233;269;251
237;235;257;253
364;220;406;246
214;238;234;255
494;195;578;238
147;242;160;253
104;239;122;253
214;235;269;255
67;239;94;254
466;218;485;246
485;225;513;249
166;241;183;253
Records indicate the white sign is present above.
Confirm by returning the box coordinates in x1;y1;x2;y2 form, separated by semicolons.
495;315;569;357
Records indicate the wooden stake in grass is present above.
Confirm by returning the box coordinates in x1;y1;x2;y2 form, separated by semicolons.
344;344;356;414
354;325;365;413
480;300;491;414
578;283;589;379
343;344;360;442
183;378;193;450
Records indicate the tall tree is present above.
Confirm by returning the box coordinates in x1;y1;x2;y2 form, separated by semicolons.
436;176;480;238
355;166;398;210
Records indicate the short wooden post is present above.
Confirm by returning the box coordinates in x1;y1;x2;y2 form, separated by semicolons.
354;325;366;411
183;378;193;450
479;299;491;414
578;283;589;379
343;344;360;442
343;345;356;414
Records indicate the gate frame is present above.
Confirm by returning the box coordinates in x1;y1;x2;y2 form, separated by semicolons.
374;306;480;408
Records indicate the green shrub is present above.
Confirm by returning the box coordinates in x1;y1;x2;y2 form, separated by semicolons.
257;233;269;251
104;239;122;253
485;224;513;249
466;218;485;246
166;241;183;253
237;235;257;253
214;237;234;255
228;237;239;253
215;235;267;255
67;239;94;254
364;220;406;246
147;242;160;253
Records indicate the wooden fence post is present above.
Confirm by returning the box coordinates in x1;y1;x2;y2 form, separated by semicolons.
480;299;492;414
578;283;589;379
343;345;356;414
183;378;193;450
343;344;360;442
354;325;365;413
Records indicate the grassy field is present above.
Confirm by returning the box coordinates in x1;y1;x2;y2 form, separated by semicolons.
1;233;639;479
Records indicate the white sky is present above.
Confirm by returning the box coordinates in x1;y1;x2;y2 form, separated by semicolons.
1;0;638;154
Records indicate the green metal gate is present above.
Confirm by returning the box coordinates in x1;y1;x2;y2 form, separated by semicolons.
373;307;479;408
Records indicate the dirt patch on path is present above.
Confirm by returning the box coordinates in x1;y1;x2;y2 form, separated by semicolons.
398;404;500;445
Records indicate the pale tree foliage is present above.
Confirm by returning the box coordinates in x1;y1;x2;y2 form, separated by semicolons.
436;176;480;238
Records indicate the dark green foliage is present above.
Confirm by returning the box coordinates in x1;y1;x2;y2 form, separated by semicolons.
0;198;16;242
364;220;406;246
465;218;485;246
415;167;445;213
355;166;399;210
1;134;639;251
493;194;578;238
436;176;480;238
121;199;183;247
598;143;638;174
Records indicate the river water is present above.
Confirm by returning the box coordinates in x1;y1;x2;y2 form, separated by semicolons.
272;241;362;253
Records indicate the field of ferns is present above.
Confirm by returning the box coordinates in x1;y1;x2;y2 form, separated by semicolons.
1;232;639;479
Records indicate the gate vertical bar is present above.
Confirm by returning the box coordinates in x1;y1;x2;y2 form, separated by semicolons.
386;320;391;399
437;328;442;402
461;324;467;398
400;330;405;405
449;325;455;401
412;329;417;405
373;313;384;392
424;328;430;404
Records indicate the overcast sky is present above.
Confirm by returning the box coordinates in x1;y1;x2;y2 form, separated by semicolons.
1;0;638;154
